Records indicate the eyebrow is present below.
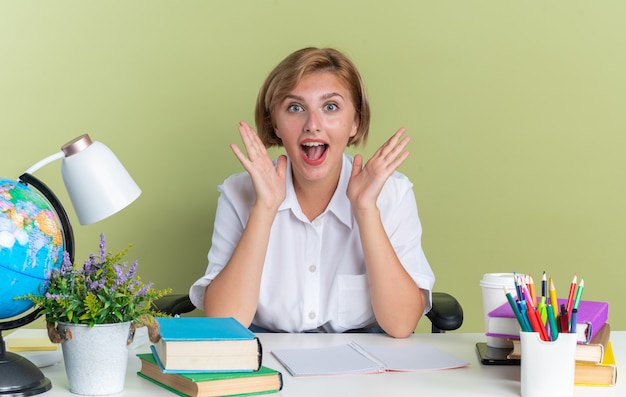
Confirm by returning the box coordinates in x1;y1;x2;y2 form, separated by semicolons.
282;92;345;102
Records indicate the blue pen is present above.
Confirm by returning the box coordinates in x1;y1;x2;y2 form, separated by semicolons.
518;300;532;333
570;308;578;334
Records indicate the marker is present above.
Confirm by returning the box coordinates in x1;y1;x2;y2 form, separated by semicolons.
565;274;578;316
537;297;547;325
546;304;559;341
526;300;550;341
519;301;532;334
570;308;578;334
558;304;569;333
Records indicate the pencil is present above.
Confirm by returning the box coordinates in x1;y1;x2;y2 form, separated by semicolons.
573;278;584;311
549;278;558;315
528;275;536;306
565;274;577;316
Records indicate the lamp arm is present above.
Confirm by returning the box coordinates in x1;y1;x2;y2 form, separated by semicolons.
18;173;75;263
22;151;64;175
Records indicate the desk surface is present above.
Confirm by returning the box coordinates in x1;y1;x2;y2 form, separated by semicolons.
37;332;623;397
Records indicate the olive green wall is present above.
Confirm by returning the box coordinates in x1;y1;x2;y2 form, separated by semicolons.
2;1;625;333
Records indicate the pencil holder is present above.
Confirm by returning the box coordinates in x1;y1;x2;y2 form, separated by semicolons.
520;331;577;397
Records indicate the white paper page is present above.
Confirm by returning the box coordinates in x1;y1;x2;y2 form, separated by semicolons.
357;343;469;371
272;344;384;376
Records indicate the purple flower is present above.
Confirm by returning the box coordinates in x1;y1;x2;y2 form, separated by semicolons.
88;279;105;291
45;292;66;301
125;261;138;279
59;251;73;276
83;254;96;275
99;233;107;261
113;264;127;286
135;282;153;298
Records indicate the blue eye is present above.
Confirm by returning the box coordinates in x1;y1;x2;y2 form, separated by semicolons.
324;103;338;111
288;104;303;112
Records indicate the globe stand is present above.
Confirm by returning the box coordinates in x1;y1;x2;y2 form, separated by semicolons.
0;333;52;397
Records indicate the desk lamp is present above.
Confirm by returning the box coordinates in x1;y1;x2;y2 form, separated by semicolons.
0;134;141;396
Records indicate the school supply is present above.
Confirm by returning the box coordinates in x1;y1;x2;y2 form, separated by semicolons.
137;353;282;396
271;341;469;377
509;322;611;364
487;298;608;343
152;317;261;373
574;340;618;387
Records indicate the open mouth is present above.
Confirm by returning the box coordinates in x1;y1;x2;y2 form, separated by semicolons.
301;142;328;163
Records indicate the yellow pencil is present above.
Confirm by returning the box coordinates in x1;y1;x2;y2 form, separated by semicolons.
549;278;558;315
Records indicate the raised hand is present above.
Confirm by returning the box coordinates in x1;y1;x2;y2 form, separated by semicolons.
346;128;410;212
230;121;287;212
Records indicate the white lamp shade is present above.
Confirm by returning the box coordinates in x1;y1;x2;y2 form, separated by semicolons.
61;137;141;225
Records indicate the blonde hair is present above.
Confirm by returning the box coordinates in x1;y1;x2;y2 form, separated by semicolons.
255;47;370;148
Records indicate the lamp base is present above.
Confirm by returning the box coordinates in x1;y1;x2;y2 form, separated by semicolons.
0;350;51;396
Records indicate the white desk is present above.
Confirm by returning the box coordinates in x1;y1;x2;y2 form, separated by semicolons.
38;332;624;396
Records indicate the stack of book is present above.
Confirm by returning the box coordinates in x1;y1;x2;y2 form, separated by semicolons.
137;317;283;396
488;299;617;386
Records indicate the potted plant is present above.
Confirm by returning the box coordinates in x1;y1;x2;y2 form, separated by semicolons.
18;233;170;395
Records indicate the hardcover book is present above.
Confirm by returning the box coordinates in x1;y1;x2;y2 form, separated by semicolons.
509;322;611;364
574;340;618;387
487;299;608;343
152;317;262;372
137;353;282;397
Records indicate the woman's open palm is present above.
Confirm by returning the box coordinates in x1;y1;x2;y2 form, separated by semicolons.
347;128;410;211
230;121;287;212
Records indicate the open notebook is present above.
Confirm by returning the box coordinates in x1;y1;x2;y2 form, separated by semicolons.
272;341;469;377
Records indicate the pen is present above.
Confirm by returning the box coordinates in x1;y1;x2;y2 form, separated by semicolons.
519;301;532;334
573;278;584;311
546;304;559;341
504;287;531;332
549;278;558;315
565;274;577;316
570;308;578;334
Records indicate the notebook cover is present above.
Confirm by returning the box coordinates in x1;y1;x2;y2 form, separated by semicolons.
156;317;255;341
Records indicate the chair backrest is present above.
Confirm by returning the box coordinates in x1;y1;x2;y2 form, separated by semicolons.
154;291;463;333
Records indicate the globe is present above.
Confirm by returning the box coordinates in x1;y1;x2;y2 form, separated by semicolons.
0;178;65;322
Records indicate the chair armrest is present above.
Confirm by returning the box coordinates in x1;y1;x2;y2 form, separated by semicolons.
153;294;196;316
426;292;464;332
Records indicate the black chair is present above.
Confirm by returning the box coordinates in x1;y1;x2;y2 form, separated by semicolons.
154;291;463;333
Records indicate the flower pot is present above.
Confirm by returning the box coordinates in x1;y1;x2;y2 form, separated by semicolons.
57;321;132;395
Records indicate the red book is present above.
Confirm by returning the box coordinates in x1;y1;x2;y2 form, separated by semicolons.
486;299;608;344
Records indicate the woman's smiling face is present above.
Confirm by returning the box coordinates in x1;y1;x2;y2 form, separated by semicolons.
272;71;359;186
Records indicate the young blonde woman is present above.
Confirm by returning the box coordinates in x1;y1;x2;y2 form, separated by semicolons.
190;47;434;338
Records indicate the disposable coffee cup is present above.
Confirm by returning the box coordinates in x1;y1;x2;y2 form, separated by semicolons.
520;331;577;397
479;273;518;347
